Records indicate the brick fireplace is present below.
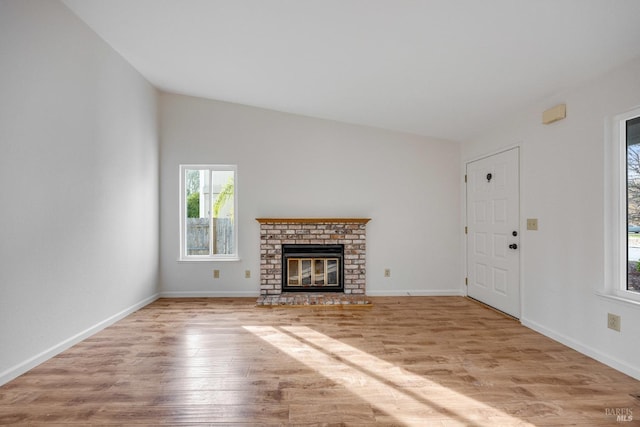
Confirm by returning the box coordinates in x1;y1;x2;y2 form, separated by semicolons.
256;218;371;305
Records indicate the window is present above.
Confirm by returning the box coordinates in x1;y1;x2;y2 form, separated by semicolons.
625;113;640;293
179;165;238;261
606;107;640;304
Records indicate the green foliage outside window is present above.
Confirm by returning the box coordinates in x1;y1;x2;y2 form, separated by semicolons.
187;192;200;218
213;178;234;219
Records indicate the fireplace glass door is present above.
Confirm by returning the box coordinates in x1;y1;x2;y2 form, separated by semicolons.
282;244;344;292
287;258;339;287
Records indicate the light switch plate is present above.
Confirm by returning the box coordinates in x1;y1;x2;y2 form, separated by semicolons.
527;218;538;231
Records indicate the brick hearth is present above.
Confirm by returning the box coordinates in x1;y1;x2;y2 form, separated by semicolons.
256;292;371;306
256;218;370;305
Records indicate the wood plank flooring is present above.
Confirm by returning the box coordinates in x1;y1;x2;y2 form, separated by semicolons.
0;297;638;426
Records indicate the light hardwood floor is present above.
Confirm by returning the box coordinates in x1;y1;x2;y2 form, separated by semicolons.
0;297;638;426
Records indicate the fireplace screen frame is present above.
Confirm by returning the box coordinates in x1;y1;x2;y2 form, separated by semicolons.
282;244;344;292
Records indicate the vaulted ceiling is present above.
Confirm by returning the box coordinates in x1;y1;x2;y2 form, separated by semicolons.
62;0;640;142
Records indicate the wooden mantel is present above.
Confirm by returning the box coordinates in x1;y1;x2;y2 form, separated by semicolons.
256;217;371;224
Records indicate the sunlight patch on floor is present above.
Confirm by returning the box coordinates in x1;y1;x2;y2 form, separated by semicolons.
244;325;533;426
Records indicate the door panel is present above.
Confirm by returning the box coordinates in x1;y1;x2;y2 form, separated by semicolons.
466;148;520;318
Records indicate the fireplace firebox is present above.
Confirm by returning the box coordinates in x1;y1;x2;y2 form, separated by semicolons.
282;244;344;292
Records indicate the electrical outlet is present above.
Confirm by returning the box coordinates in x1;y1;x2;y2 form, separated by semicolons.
527;218;538;231
213;269;220;279
384;268;391;278
607;313;621;332
245;270;251;279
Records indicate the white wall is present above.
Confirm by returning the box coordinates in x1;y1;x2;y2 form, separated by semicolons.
159;93;461;297
0;0;159;384
462;57;640;380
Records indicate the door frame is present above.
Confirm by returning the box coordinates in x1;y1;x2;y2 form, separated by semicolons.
463;145;523;318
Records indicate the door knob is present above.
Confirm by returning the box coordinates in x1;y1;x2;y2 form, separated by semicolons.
509;244;518;250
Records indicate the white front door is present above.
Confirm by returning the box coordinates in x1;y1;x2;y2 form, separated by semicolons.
466;148;520;318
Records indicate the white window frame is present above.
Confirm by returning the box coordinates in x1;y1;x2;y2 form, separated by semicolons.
604;106;640;305
179;164;239;262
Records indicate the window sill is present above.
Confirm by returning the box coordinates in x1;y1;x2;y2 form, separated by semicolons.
596;291;640;308
177;257;241;263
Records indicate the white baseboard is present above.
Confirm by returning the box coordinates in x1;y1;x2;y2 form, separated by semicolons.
521;317;640;381
160;291;260;298
0;293;160;387
366;290;466;296
161;291;465;297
